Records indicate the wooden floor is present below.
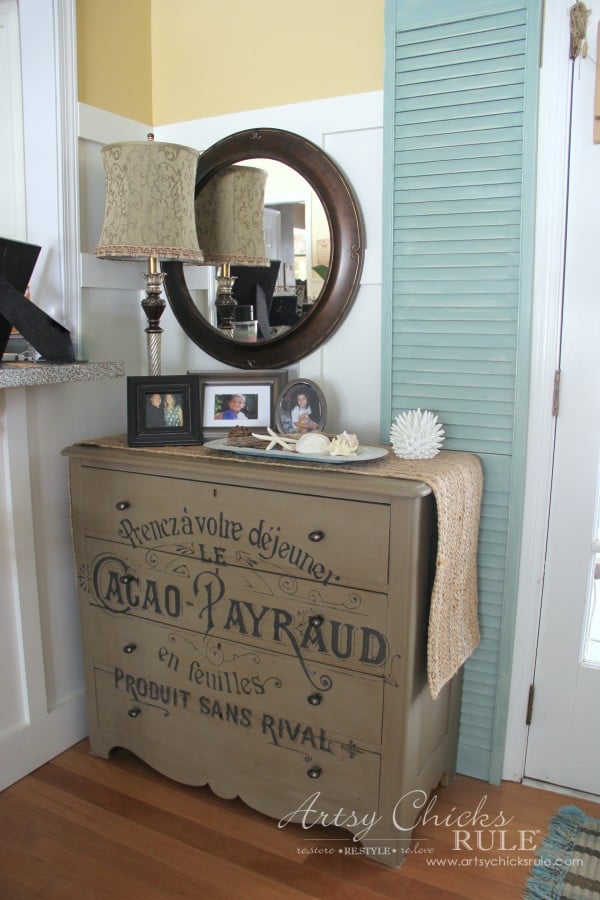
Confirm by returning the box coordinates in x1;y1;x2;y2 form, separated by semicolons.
1;741;599;899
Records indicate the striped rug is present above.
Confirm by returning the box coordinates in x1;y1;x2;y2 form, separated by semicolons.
524;806;600;899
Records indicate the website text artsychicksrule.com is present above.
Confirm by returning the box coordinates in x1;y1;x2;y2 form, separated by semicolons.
425;855;583;870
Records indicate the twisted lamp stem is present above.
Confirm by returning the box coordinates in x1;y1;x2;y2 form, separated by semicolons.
141;256;166;376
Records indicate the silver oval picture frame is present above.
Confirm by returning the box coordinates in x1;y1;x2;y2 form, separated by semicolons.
275;378;327;435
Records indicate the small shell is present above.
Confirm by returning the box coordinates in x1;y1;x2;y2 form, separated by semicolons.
329;431;359;456
295;432;331;455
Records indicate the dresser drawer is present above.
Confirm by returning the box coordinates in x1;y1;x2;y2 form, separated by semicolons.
79;466;391;589
84;603;385;746
91;664;381;821
82;537;392;680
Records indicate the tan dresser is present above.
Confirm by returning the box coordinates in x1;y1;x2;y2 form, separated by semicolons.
64;438;465;866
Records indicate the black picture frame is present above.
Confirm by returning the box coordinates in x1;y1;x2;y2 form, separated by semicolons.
127;376;202;447
275;378;327;434
189;370;287;440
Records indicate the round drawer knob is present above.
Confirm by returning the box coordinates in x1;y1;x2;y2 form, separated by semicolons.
307;766;322;779
122;643;137;654
307;693;323;706
308;530;325;543
115;501;130;511
308;614;324;628
127;707;141;718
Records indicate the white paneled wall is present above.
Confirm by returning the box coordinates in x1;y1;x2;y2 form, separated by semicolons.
3;68;383;789
78;92;384;442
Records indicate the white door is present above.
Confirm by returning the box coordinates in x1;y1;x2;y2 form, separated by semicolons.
524;25;600;795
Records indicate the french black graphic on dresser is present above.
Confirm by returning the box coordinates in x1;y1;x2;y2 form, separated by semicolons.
64;446;461;866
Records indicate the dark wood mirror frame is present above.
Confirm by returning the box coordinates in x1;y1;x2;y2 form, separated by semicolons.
163;128;364;369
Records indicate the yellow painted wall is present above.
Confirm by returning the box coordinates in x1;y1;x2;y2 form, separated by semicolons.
150;0;384;125
76;0;153;123
77;0;384;125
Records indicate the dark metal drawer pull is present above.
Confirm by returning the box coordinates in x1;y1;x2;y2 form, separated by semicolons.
122;643;137;654
307;766;322;779
308;614;324;627
127;707;141;718
308;530;325;542
307;693;322;706
115;501;130;510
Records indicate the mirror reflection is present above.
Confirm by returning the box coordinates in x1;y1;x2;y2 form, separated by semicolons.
163;127;363;370
195;159;331;343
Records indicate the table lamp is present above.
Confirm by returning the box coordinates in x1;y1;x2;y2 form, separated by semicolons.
195;164;269;334
96;135;203;375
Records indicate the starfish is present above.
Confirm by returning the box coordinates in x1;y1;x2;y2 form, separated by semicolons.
251;427;299;452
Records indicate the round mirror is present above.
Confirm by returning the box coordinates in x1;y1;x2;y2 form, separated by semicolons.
163;128;364;369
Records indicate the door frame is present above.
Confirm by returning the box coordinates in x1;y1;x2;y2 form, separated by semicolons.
0;0;82;791
503;3;573;780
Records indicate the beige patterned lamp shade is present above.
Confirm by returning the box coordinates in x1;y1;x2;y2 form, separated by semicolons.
96;140;204;263
195;164;269;266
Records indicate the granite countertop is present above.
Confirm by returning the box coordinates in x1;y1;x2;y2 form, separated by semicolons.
0;360;125;388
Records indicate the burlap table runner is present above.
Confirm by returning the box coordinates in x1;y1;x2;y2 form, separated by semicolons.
77;436;483;699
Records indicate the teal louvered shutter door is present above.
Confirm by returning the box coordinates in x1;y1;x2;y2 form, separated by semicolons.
382;0;542;781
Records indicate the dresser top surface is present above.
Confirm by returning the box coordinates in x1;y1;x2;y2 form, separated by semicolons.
63;434;439;500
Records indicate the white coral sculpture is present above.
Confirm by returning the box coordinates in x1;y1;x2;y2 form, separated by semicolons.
390;409;445;460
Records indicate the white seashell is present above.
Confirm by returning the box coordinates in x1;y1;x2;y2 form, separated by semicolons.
390;409;445;460
295;432;331;455
329;431;359;456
